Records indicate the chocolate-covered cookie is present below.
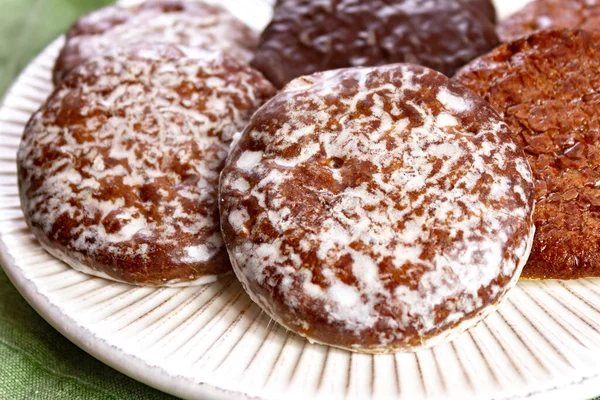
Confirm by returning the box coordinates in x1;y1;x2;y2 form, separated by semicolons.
455;29;600;280
498;0;600;42
251;0;499;88
220;64;535;352
54;0;257;84
465;0;497;23
19;45;275;286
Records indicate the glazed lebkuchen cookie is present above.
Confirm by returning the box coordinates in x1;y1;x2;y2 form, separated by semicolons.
18;45;275;286
220;63;535;352
53;0;257;83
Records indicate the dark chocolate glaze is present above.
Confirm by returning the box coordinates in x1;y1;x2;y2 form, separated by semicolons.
252;0;499;88
464;0;497;23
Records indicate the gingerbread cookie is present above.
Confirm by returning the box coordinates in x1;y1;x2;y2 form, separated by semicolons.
455;29;600;279
251;0;499;88
220;64;535;352
53;0;257;83
498;0;600;42
19;45;275;286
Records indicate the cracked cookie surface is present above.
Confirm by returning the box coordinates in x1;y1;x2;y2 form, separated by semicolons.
455;29;600;279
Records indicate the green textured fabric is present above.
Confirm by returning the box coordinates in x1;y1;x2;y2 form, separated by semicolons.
0;0;112;94
0;1;176;398
0;269;176;399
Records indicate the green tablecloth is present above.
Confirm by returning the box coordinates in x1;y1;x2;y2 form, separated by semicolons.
0;1;176;398
0;270;176;399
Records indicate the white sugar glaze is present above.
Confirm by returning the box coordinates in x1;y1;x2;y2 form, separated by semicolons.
220;64;536;351
54;0;257;82
19;46;275;285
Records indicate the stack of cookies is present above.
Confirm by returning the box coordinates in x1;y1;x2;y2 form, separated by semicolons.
17;0;600;353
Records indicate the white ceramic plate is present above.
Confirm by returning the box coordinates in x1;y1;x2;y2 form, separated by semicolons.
2;1;600;399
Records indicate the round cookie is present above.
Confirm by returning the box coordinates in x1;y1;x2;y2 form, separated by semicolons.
18;45;276;286
498;0;600;42
455;29;600;280
251;0;500;88
53;0;257;84
220;64;535;352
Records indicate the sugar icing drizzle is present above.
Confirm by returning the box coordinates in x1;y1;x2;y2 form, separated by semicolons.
19;46;275;284
57;0;257;81
220;64;535;349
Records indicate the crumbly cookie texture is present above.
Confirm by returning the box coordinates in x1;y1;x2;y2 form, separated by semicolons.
19;45;275;286
220;64;535;352
251;0;499;88
456;29;600;280
498;0;600;42
53;0;257;83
